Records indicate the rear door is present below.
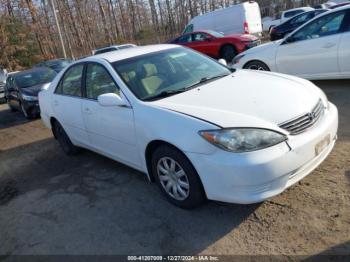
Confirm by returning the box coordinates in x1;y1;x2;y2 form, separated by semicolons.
338;10;350;77
52;63;89;146
276;10;347;79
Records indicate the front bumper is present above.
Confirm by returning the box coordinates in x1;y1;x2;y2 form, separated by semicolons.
186;103;338;204
23;100;40;115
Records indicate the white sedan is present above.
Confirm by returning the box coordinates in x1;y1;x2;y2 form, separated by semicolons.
233;6;350;80
39;45;338;209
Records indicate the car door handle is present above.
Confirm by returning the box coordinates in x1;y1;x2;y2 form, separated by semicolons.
53;100;59;106
322;43;336;49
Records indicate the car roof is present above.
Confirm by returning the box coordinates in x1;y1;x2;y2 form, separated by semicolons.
88;44;178;63
285;6;314;12
332;4;350;11
93;44;136;52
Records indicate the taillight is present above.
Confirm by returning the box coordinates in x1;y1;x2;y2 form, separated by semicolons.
244;22;249;34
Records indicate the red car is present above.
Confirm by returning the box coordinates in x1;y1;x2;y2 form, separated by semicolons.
169;30;260;62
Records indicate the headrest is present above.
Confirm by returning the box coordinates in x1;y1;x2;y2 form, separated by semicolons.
143;64;157;77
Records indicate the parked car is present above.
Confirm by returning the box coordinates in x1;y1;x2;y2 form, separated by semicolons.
39;45;338;209
5;67;57;119
0;70;7;100
270;9;328;41
233;6;350;80
183;1;262;36
34;59;72;73
169;30;260;62
92;44;137;55
263;7;314;32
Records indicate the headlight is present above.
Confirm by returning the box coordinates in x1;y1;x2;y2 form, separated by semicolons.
233;54;245;64
22;94;38;101
199;128;287;153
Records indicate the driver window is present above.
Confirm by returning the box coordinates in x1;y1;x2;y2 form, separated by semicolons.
291;11;346;42
291;13;310;25
85;63;119;100
193;33;208;42
177;34;192;43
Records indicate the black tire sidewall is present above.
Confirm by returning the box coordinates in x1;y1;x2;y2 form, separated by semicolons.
244;61;270;71
151;145;206;209
54;122;79;155
221;45;237;63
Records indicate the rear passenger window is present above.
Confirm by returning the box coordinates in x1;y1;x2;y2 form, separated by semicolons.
56;64;84;97
85;63;119;100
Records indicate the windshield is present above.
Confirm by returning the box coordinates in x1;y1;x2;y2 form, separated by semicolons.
47;60;71;72
15;69;57;88
113;48;231;101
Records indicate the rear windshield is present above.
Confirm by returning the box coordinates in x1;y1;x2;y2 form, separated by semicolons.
15;69;57;88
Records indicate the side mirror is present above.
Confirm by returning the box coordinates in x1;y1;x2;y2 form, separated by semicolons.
218;59;228;66
97;93;127;107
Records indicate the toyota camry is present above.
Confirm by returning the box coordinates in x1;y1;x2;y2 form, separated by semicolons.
39;45;338;209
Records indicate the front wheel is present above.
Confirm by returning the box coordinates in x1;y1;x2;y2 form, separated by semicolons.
220;45;237;64
151;145;206;209
243;61;270;71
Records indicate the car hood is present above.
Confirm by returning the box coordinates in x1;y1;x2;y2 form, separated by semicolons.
21;82;51;96
150;70;322;129
242;40;282;55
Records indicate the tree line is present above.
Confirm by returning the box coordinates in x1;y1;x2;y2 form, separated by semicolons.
0;0;324;70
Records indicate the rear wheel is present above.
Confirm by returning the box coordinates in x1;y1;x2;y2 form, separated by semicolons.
151;145;206;209
244;61;270;71
220;45;237;64
53;121;80;155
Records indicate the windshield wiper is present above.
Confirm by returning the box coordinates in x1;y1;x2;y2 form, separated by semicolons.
144;89;188;101
145;73;230;101
184;73;231;90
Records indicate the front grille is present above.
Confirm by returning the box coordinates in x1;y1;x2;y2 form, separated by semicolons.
0;83;4;92
279;99;325;135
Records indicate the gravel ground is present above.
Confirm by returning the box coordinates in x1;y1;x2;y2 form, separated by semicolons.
0;80;349;259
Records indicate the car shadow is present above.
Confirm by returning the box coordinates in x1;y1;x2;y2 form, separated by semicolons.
0;105;33;130
0;138;259;255
303;240;350;261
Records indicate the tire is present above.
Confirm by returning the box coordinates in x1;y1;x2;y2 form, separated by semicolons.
53;121;80;155
220;45;237;64
7;101;16;112
243;61;270;71
151;145;206;209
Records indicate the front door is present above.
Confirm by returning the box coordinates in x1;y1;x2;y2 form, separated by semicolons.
276;10;347;79
81;62;140;168
189;33;216;57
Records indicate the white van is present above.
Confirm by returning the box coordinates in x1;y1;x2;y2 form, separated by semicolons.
182;1;262;36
